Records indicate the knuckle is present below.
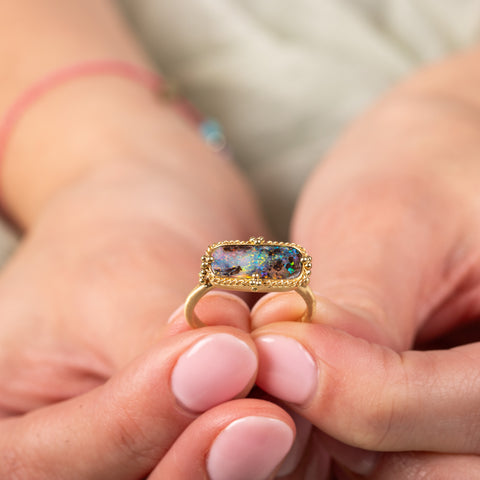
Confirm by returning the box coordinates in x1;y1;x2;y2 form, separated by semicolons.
347;347;407;450
346;398;396;450
106;391;160;464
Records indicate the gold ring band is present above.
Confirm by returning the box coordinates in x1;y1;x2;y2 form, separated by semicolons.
184;237;315;328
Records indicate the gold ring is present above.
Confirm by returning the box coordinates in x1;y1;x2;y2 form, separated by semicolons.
184;237;315;328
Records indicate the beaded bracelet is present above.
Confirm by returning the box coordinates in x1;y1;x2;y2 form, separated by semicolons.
0;59;226;175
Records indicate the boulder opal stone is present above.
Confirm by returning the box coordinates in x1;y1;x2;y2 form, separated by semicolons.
211;244;302;280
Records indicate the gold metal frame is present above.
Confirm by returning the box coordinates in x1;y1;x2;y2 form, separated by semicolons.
184;237;315;328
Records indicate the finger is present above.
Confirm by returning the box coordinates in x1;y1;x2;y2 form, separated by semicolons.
113;290;252;365
275;410;313;477
0;289;251;414
313;429;380;477
291;167;474;349
251;292;400;349
240;389;320;478
275;426;332;480
166;291;251;336
149;399;295;480
0;326;257;479
253;322;480;453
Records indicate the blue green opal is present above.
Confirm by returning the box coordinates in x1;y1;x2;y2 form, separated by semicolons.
211;245;302;280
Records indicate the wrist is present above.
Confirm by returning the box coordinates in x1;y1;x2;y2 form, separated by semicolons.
24;117;265;245
1;75;199;228
31;155;263;272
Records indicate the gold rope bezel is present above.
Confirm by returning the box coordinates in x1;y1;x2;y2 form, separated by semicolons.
198;237;312;292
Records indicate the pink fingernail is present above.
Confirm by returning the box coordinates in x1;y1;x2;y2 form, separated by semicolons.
171;333;256;412
255;335;317;404
207;416;294;480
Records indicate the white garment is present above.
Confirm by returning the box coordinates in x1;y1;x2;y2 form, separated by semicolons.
117;0;480;237
0;0;479;260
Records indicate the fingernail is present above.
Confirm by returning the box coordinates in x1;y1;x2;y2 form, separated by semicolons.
171;333;257;412
276;411;312;476
207;416;294;480
255;335;317;404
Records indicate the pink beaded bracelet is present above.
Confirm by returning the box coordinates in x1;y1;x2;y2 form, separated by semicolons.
0;60;174;164
0;60;225;211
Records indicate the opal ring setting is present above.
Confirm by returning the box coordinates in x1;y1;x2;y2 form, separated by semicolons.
184;237;315;328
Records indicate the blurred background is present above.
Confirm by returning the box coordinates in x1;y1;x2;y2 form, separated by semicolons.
0;0;479;259
118;0;480;237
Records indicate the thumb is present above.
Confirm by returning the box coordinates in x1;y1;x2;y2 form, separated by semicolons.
253;171;471;350
252;321;480;453
0;326;258;479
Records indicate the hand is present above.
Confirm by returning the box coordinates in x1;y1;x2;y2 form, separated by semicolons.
0;1;299;477
0;153;299;479
251;49;480;477
1;317;295;479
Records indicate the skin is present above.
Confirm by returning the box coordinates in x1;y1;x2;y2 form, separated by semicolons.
251;48;480;477
0;1;288;478
3;0;480;478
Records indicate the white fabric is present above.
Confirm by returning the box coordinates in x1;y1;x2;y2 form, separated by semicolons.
117;0;480;237
1;1;480;259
